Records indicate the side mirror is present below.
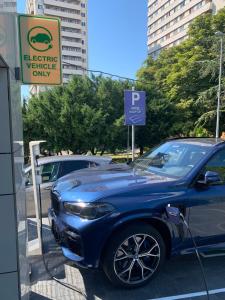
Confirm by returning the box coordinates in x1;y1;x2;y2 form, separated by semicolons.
205;171;221;184
166;204;181;225
197;171;221;185
25;179;30;187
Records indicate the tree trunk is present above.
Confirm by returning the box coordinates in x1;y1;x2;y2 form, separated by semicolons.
100;146;105;156
91;148;96;155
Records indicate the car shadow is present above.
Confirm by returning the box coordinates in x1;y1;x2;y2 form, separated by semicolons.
30;292;52;300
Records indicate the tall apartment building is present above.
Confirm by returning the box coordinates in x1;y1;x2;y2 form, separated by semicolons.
0;0;17;12
148;0;225;58
26;0;88;93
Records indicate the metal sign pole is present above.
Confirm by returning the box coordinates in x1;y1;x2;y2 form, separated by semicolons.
132;125;135;161
216;35;224;139
127;125;130;162
132;86;135;161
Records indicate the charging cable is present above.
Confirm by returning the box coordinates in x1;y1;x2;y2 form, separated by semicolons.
34;157;87;298
180;212;210;300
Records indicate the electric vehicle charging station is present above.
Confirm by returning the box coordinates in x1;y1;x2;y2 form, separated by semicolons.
0;7;29;300
28;141;46;255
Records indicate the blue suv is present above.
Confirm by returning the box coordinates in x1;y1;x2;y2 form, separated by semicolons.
48;138;225;288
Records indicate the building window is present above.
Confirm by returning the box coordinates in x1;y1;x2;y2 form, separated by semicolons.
62;46;82;52
62;55;82;62
63;65;81;70
61;17;81;24
45;4;80;15
62;36;82;43
61;27;81;34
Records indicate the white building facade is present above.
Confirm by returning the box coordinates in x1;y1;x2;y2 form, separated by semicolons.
26;0;88;93
148;0;225;59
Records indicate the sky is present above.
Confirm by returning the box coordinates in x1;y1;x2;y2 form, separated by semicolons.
17;0;147;98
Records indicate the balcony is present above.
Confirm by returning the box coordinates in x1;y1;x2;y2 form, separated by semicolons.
61;40;82;48
44;0;81;10
44;8;80;19
61;21;82;29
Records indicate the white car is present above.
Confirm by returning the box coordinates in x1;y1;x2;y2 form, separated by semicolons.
25;155;112;217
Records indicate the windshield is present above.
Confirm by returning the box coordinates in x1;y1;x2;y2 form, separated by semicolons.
133;142;211;178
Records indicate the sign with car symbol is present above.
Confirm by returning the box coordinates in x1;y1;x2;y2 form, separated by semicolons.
124;90;146;125
18;15;62;85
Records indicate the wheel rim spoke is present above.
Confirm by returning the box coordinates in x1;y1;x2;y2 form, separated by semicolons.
115;254;132;261
133;235;139;250
139;243;159;257
139;252;160;258
120;246;129;256
118;260;135;277
127;260;135;282
138;258;154;273
138;234;147;250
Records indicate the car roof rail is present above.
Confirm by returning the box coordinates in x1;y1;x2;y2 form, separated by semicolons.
166;136;211;140
165;136;225;145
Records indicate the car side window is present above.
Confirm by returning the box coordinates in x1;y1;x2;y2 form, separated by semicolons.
40;162;60;183
203;149;225;184
59;160;90;178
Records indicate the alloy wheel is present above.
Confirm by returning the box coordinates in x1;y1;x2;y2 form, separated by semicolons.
113;233;160;285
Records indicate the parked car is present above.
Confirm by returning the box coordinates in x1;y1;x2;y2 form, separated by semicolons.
25;155;112;217
49;138;225;288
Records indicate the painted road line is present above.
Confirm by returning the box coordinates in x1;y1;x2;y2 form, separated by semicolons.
148;288;225;300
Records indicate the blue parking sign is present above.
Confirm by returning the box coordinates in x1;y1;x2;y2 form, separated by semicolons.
124;90;146;126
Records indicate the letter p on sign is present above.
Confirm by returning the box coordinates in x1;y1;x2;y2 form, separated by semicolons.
132;92;141;105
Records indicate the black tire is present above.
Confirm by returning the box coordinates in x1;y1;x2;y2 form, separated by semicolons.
103;223;166;288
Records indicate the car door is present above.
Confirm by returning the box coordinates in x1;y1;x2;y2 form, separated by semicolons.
188;147;225;248
39;162;60;216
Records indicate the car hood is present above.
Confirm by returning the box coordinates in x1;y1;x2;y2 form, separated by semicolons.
53;163;177;203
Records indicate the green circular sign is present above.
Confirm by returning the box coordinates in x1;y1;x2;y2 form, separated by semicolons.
27;26;53;52
0;25;6;47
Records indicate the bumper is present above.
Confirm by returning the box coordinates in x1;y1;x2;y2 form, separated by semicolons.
48;208;108;269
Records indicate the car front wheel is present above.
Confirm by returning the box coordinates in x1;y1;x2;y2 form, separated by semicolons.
103;223;166;288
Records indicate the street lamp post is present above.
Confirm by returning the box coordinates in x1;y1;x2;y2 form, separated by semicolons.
215;31;224;139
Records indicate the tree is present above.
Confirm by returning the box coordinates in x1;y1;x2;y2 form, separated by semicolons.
23;75;132;155
137;8;225;139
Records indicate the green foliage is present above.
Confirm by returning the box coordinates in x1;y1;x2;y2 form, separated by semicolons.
23;75;132;155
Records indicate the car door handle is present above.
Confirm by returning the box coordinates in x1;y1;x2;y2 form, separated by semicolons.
44;186;51;191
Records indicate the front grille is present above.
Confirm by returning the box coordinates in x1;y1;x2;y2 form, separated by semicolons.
51;191;60;215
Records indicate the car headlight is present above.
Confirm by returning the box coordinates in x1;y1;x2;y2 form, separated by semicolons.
63;202;115;220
